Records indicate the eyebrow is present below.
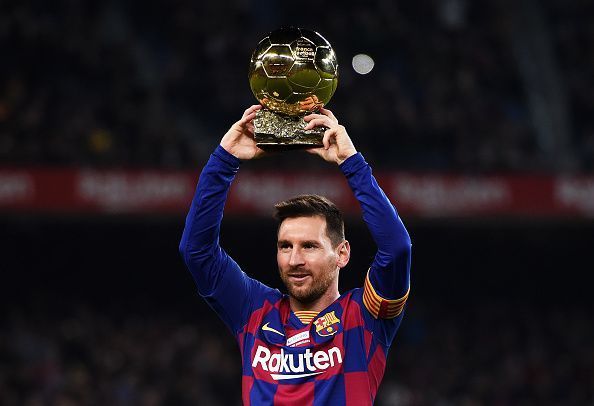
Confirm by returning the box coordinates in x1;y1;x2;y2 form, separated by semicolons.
277;239;320;246
301;240;321;246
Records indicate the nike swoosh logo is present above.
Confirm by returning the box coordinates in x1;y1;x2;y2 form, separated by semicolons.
262;322;284;336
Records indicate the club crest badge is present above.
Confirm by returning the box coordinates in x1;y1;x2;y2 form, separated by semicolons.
314;311;340;337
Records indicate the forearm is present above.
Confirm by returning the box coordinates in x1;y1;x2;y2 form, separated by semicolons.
340;153;411;299
179;145;276;334
179;145;241;291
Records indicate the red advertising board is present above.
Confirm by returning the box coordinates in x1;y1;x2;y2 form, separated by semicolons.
1;168;593;218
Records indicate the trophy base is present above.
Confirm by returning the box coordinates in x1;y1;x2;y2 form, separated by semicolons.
254;109;326;150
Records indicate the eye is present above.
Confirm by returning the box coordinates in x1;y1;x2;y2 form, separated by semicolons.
303;242;317;249
278;242;292;251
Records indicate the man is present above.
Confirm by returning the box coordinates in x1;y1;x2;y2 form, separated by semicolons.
179;105;411;405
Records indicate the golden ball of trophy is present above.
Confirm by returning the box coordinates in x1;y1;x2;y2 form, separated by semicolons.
248;27;338;148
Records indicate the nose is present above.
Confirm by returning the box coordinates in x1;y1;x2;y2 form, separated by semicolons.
288;248;305;267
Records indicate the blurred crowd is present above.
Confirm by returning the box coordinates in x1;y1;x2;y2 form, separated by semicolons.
1;307;239;406
0;0;592;172
386;302;594;405
546;0;594;172
2;301;592;405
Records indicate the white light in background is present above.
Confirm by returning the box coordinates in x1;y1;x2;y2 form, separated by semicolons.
352;54;375;75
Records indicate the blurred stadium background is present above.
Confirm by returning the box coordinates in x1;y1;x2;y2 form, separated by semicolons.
1;0;594;404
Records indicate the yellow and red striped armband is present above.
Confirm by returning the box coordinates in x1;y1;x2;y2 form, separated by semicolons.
363;271;410;319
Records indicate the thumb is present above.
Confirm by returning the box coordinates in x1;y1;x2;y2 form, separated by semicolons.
322;128;336;150
306;147;322;156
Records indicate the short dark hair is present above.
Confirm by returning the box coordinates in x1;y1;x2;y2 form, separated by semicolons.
273;194;345;247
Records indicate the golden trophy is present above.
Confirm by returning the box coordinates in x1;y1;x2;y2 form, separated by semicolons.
248;27;338;149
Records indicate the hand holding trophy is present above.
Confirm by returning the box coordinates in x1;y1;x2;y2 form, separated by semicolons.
248;27;339;149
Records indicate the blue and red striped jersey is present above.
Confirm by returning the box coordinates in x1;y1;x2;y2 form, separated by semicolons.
180;146;411;405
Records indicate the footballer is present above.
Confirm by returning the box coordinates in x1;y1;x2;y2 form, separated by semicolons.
179;105;411;405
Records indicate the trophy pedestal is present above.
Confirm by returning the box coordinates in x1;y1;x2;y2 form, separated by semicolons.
254;109;326;150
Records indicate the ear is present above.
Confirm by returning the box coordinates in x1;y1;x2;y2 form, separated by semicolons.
336;240;350;269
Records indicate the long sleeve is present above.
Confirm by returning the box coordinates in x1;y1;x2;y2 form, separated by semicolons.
179;145;275;335
340;152;412;319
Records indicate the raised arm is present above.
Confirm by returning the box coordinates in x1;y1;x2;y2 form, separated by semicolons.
306;109;411;320
341;153;411;317
179;105;274;335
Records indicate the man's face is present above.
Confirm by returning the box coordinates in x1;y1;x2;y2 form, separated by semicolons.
277;215;343;304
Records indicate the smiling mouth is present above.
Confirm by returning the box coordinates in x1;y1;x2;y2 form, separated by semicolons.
287;274;311;284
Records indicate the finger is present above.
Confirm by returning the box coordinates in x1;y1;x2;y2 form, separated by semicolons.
241;107;253;119
249;104;262;112
319;107;338;124
305;147;323;156
304;117;333;130
322;128;335;150
240;111;258;125
303;113;326;122
241;104;262;120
